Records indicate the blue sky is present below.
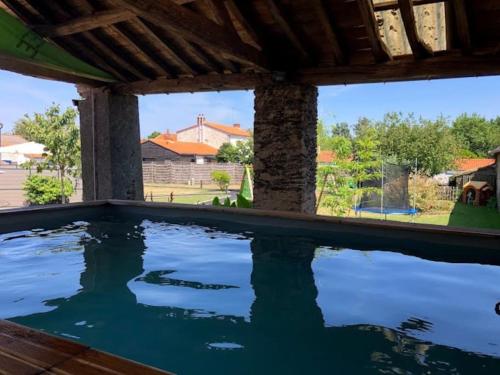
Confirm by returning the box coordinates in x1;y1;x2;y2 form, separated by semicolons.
1;69;500;137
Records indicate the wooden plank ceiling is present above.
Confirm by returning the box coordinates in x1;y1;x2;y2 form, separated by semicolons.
1;0;500;94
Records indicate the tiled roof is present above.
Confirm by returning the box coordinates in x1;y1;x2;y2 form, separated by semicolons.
177;121;251;137
204;122;250;137
0;134;27;147
146;138;217;156
317;150;337;163
454;158;496;171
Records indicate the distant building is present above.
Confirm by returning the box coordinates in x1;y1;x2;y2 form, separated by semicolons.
0;137;46;165
176;115;251;149
141;137;217;164
0;134;27;147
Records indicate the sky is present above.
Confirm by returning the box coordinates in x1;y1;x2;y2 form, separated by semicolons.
1;69;500;138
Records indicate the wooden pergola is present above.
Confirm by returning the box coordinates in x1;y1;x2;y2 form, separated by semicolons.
1;0;499;92
1;0;499;213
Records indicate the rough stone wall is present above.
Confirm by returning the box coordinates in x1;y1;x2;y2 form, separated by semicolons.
78;87;144;201
143;162;244;185
177;125;230;149
253;83;317;213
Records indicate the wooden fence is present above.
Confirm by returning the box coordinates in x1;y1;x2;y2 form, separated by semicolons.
436;186;461;201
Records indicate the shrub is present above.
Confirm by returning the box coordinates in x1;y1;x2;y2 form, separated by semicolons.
409;174;454;213
24;175;74;205
211;170;231;192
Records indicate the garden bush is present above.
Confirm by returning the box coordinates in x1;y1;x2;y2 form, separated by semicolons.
24;175;74;205
211;170;231;192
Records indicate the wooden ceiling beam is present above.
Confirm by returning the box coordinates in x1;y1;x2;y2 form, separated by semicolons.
265;0;309;60
356;0;392;62
310;0;346;65
224;0;262;50
0;52;105;86
112;53;500;95
131;19;196;77
374;0;446;12
147;21;221;74
450;0;472;54
398;0;434;58
32;9;134;37
109;0;267;70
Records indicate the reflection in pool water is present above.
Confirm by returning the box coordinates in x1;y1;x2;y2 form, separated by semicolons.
0;217;499;374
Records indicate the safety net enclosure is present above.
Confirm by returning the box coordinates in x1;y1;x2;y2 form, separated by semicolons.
356;162;417;216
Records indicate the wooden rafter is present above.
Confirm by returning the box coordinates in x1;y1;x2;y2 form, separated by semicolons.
224;0;262;50
32;9;134;37
310;0;346;65
131;19;195;77
109;0;267;70
114;54;500;95
450;0;472;54
398;0;433;58
356;0;392;62
146;21;221;74
265;0;309;60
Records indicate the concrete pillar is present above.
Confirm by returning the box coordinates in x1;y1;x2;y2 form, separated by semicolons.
77;87;144;201
253;83;318;213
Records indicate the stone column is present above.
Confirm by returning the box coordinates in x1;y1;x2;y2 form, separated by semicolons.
253;83;317;213
77;87;144;201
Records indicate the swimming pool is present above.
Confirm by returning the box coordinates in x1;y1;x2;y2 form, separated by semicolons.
1;202;499;374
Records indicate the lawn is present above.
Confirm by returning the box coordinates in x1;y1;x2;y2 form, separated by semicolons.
320;203;500;231
144;184;235;205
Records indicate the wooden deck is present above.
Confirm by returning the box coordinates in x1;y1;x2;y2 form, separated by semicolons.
0;320;173;375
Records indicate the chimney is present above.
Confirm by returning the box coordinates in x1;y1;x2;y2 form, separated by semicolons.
197;114;205;143
233;123;241;128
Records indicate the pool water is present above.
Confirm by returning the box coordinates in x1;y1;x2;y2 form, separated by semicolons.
1;215;499;374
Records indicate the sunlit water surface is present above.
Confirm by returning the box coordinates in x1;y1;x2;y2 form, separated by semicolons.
1;217;499;374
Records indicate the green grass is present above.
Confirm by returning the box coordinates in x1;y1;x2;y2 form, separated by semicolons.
144;184;229;205
319;203;500;231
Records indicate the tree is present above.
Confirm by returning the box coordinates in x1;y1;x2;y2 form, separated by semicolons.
331;122;351;139
147;131;161;139
317;136;355;216
351;126;382;209
211;170;231;192
451;113;499;156
18;104;80;203
317;119;333;150
12;118;36;141
216;143;239;163
216;139;253;164
377;113;457;175
234;139;253;165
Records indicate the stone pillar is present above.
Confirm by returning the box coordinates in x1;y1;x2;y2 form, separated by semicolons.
77;87;144;201
253;83;317;213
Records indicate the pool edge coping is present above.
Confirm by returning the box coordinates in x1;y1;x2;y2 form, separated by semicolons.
0;199;499;240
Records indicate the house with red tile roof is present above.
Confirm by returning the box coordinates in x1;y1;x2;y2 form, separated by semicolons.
141;136;217;164
176;115;251;149
454;158;496;172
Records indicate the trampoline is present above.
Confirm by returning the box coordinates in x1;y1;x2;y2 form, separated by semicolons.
355;161;418;218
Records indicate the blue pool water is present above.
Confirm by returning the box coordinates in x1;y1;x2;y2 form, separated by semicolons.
0;215;499;374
